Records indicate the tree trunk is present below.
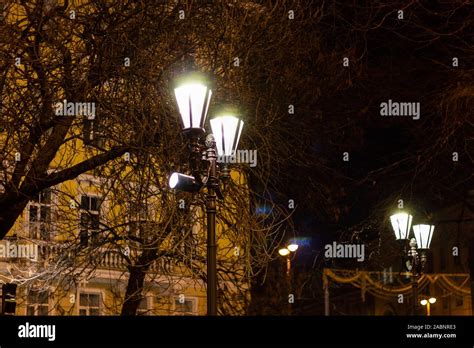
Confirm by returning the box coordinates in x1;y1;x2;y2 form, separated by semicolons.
120;249;157;315
120;264;148;316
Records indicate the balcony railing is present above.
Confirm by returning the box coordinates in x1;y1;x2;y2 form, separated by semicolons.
98;249;177;274
0;238;178;275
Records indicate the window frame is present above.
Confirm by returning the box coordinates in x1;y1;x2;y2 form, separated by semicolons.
173;296;197;315
137;295;153;316
77;290;103;316
28;188;53;241
26;289;50;316
78;194;102;247
83;118;105;148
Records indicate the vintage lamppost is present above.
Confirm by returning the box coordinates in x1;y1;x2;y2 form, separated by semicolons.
169;72;244;316
390;212;435;315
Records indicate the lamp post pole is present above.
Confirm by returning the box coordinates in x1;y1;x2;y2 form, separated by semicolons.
186;131;218;315
407;237;429;316
205;135;218;316
412;273;418;316
407;238;420;316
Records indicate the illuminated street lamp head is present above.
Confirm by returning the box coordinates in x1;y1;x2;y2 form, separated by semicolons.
429;297;436;304
168;172;201;192
412;224;435;250
287;244;299;252
420;299;428;306
390;212;413;240
210;110;244;157
173;72;212;134
278;248;290;256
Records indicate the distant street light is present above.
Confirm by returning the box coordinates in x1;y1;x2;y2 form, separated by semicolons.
390;212;436;316
170;72;244;316
279;242;299;275
279;242;299;315
420;297;437;316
